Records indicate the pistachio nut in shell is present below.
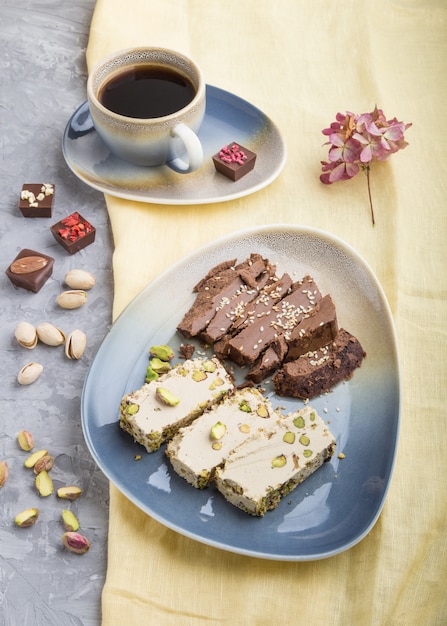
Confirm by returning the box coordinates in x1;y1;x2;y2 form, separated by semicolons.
64;269;96;290
0;460;9;487
62;531;90;554
15;508;39;527
56;290;87;310
14;321;38;349
17;362;43;385
36;322;66;346
17;430;34;451
65;329;87;360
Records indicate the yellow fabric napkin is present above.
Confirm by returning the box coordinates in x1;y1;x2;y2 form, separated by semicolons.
86;1;447;624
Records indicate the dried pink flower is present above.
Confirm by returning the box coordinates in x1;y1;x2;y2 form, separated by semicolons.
320;107;412;225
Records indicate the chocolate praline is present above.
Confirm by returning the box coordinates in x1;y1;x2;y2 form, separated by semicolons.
50;212;96;254
18;184;55;218
5;248;55;293
212;142;257;181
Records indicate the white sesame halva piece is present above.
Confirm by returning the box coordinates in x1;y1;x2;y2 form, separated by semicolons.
166;387;278;488
214;405;336;516
119;357;234;453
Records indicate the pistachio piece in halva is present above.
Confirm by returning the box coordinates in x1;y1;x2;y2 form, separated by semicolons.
36;322;65;346
17;362;43;385
150;357;171;374
35;470;54;497
64;269;96;290
62;531;90;554
17;430;34;451
65;329;87;360
61;509;80;532
155;387;180;406
15;321;38;349
57;486;82;500
0;460;9;487
56;290;87;310
210;421;226;440
15;508;39;527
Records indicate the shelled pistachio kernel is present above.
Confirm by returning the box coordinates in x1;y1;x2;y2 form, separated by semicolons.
150;357;171;374
15;508;39;527
57;486;82;500
149;345;174;362
155;387;180;406
35;470;54;497
17;430;34;451
210;421;226;440
299;435;310;446
0;460;9;487
256;405;269;418
272;454;287;468
62;531;90;554
283;431;296;444
293;415;305;429
24;449;48;468
15;321;38;349
61;509;80;532
33;454;55;474
64;269;96;290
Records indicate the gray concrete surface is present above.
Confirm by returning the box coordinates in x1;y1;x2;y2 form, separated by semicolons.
1;2;112;624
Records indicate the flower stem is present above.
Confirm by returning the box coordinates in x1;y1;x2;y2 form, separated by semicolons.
365;166;375;226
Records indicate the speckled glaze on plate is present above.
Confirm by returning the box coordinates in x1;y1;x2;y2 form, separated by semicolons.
81;225;400;561
62;85;286;204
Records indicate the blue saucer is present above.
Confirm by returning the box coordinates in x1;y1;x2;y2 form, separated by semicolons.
62;85;287;205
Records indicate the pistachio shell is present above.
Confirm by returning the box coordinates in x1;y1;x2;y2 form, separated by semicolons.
56;290;87;310
36;322;66;346
15;321;38;349
64;269;96;290
17;362;43;385
65;329;87;360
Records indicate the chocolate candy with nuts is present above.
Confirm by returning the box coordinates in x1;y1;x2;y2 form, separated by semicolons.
18;183;55;217
5;248;54;293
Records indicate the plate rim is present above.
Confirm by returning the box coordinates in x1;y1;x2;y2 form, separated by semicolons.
81;224;401;560
62;84;287;205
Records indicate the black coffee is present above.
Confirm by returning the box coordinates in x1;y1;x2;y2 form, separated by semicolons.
99;65;196;119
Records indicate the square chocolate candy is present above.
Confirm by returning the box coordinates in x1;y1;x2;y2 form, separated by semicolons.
19;184;55;217
6;248;55;293
212;142;256;181
50;212;96;254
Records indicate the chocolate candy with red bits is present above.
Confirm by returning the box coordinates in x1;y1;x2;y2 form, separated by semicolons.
212;142;256;181
5;248;55;293
50;212;96;254
19;184;55;217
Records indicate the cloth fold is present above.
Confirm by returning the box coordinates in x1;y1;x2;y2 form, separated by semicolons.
86;1;447;624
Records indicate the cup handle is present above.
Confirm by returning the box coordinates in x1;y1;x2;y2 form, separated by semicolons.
169;123;203;173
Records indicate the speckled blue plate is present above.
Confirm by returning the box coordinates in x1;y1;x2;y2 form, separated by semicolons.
81;225;400;561
62;85;286;204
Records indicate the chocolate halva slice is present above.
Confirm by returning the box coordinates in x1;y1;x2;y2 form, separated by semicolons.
273;328;366;399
